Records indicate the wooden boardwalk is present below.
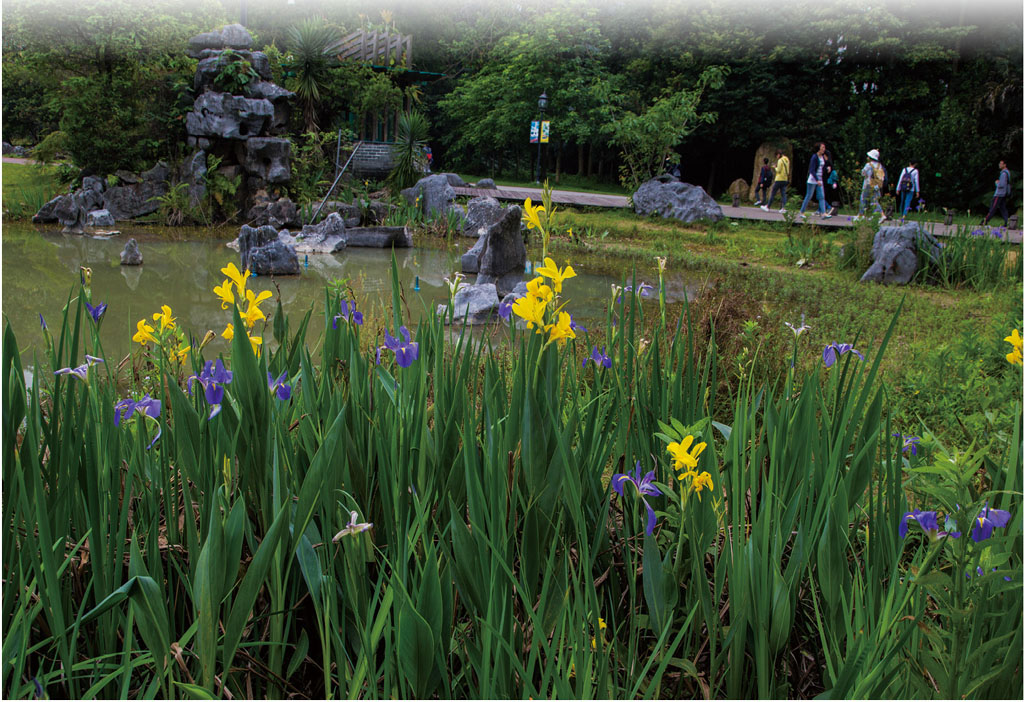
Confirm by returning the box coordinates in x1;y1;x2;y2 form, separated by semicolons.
453;183;1022;244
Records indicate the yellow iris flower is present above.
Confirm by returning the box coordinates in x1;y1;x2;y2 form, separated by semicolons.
241;289;273;329
247;334;262;355
512;295;547;330
132;319;156;346
152;305;176;332
222;322;235;341
667;435;707;474
535;257;576;293
221;262;251;298
522;198;545;231
213;279;235;309
1005;328;1023;365
690;471;714;500
525;276;554;304
545;311;576;345
173;344;191;364
591;617;607;649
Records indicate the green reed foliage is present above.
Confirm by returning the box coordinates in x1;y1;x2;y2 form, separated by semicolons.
2;261;1021;699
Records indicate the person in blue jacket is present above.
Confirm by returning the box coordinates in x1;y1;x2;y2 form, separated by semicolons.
982;159;1011;227
799;142;831;219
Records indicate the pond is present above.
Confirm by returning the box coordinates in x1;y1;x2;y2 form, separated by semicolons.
1;223;700;360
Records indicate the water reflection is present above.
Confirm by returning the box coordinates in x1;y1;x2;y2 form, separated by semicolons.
2;224;700;359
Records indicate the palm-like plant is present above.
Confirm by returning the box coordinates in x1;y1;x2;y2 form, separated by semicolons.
286;19;343;131
387;111;430;191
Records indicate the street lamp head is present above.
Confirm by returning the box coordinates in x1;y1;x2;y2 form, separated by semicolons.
538;92;549;111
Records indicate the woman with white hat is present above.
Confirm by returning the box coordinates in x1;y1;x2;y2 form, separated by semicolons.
855;148;886;222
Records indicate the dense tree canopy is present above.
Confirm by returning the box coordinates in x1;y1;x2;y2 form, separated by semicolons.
2;0;1020;208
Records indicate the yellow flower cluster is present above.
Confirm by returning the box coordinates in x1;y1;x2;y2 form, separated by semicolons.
215;262;270;355
132;304;190;363
1006;329;1022;366
510;256;578;346
667;435;714;501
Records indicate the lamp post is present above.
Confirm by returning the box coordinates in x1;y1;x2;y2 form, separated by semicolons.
535;91;548;184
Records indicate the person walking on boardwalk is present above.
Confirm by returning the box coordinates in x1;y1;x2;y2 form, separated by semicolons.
760;149;791;213
799;142;831;220
856;148;886;221
981;159;1012;227
754;157;772;206
896;159;920;217
823;150;840;214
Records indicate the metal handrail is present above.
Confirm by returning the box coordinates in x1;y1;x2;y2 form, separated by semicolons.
312;140;363;223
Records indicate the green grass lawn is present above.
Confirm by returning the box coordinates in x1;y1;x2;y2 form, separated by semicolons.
1;161;64;220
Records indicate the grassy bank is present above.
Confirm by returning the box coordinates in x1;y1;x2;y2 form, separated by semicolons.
1;161;64;220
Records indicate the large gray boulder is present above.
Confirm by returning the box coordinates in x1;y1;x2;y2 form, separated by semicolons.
462;196;505;238
32;195;63;223
185;92;273;140
186;150;208;207
436;283;500;325
860;222;941;285
633;179;724;223
246;81;293;132
54;194;86;233
476;178;496;189
344;226;413;248
244;137;291;183
288;212;347;254
401;174;457;218
246;197;300;229
238;224;299;275
81;176;105;195
442;173;467;187
473;205;526;296
187;24;254;57
314;201;362;227
103;162;170;221
85;209;115;228
120;238;143;265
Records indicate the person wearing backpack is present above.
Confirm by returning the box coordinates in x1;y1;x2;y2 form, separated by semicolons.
754;157;772;206
982;159;1012;227
896;159;920;217
760;149;791;212
855;148;886;221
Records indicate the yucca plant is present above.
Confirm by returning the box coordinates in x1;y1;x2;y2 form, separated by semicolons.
387;111;429;191
285;19;343;131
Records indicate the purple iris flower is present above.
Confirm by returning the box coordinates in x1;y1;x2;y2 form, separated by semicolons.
267;371;292;401
970;502;1013;542
893;433;921;456
822;342;864;368
113;394;162;449
376;326;419;368
994;229;1004;240
617;282;654;304
188;359;233;419
39;314;47;331
611;461;662;535
332;299;364;328
570;318;587;333
498;298;515;320
583;346;612;369
54;354;104;382
971;228;984;236
84;301;107;322
899;509;942;539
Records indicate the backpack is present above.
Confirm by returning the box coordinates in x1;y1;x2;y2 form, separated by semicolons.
869;162;886;189
897;167;916;193
827;169;838;186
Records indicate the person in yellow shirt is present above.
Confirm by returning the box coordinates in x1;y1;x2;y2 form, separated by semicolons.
760;149;791;213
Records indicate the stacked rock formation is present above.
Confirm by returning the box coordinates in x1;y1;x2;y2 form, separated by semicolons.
185;24;299;228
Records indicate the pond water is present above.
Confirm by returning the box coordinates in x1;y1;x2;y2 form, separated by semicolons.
2;223;699;359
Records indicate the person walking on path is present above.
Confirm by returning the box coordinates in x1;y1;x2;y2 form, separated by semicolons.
896;159;920;217
823;150;840;214
760;149;791;212
981;159;1012;227
799;142;831;219
754;157;772;205
856;148;886;221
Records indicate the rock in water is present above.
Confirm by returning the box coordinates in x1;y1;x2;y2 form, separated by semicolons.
436;283;500;325
632;179;724;223
474;205;526;296
462;196;505;238
238;224;300;275
860;222;941;285
86;209;116;228
120;238;143;265
343;226;413;248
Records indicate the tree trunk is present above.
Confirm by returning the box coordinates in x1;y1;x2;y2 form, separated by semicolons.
587;143;594;177
577;145;585;177
555;146;561;184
